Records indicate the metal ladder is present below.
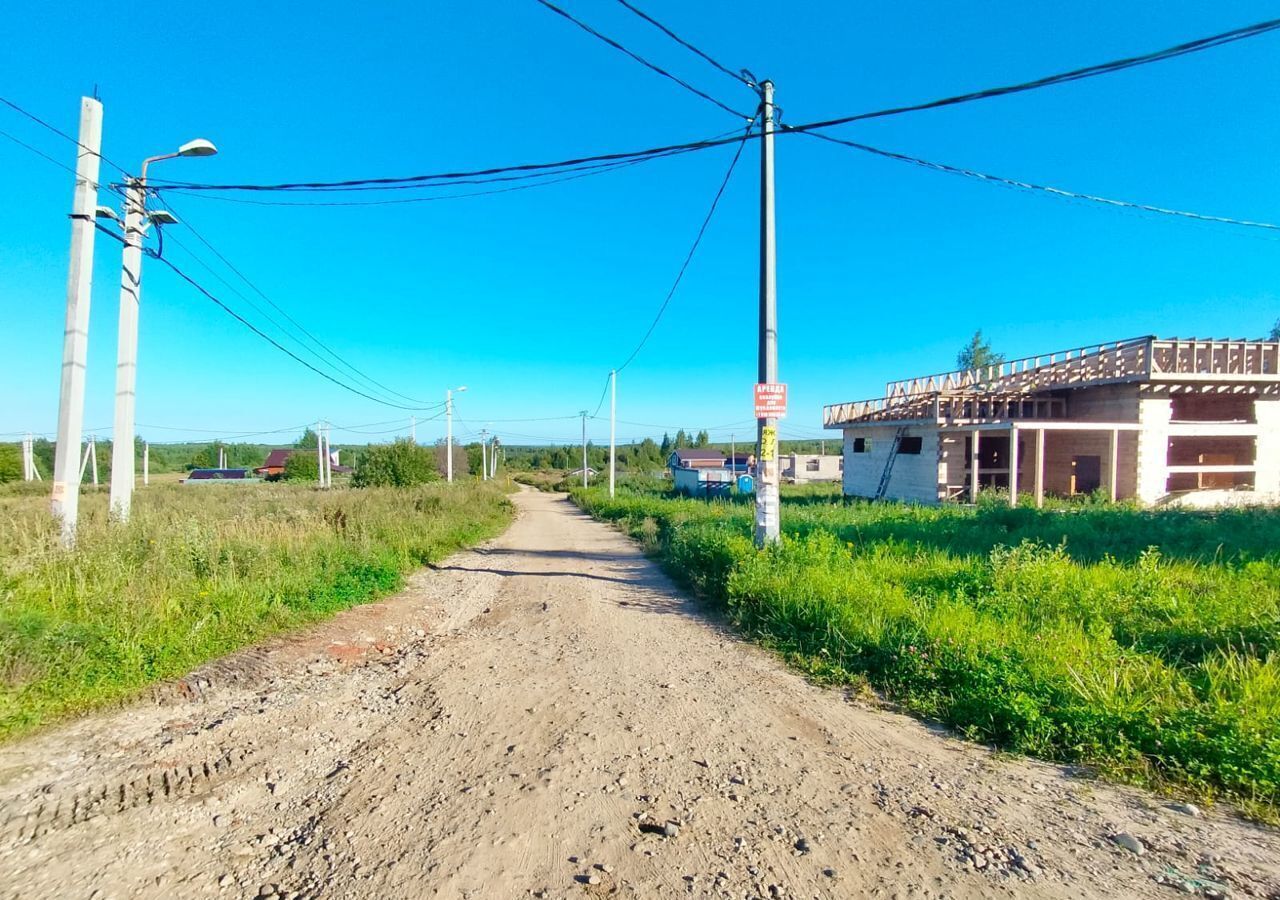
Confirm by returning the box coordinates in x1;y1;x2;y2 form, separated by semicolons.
874;426;908;500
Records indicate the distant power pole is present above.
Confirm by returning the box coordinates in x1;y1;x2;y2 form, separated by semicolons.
316;420;325;486
754;79;780;548
480;429;489;481
410;415;416;443
143;441;149;485
580;410;589;488
22;433;33;481
609;370;616;498
89;436;99;486
731;433;736;478
51;97;104;545
490;436;500;478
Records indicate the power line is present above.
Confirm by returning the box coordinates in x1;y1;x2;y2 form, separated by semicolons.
613;0;755;90
799;129;1280;232
615;118;756;372
0;95;131;177
145;16;1280;197
92;221;449;411
160;201;442;405
794;15;1280;133
161;155;658;207
532;0;752;120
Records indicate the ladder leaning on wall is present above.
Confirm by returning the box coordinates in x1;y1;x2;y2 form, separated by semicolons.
874;426;908;500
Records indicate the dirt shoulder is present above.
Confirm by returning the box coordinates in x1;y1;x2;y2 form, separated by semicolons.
1;488;1277;899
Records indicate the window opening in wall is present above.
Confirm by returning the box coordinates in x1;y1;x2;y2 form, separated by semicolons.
805;458;820;472
853;438;869;453
898;436;923;455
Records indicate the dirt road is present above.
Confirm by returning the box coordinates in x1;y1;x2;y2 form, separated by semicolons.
2;488;1278;900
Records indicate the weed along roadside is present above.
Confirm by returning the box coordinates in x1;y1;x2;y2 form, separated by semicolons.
0;480;513;741
570;482;1280;820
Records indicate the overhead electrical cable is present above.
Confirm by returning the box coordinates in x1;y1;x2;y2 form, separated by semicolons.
532;0;752;119
0;95;132;177
91;222;449;411
160;201;442;405
799;129;1280;231
614;116;756;373
147;16;1280;198
161;156;659;208
612;0;755;89
790;16;1280;133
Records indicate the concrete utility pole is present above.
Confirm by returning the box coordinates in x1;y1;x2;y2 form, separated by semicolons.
51;97;103;545
731;433;736;479
324;426;333;487
89;437;99;486
106;137;217;521
446;385;466;482
316;420;325;485
480;429;489;482
609;369;616;498
22;434;33;481
143;441;149;486
580;410;589;488
755;79;780;548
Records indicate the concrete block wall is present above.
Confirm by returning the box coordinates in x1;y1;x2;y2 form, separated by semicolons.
842;426;941;503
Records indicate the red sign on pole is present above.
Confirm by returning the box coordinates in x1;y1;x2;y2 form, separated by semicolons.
754;382;788;419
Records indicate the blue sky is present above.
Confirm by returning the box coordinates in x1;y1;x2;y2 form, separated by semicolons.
3;1;1279;447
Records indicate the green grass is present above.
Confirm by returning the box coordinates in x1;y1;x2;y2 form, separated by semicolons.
0;480;513;740
571;483;1280;819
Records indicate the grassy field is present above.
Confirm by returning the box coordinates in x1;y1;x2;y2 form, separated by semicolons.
572;483;1280;818
0;480;513;740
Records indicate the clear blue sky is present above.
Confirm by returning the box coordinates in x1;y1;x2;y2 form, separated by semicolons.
3;1;1278;447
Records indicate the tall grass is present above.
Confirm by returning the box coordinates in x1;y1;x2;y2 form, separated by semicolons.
572;484;1280;817
0;481;513;740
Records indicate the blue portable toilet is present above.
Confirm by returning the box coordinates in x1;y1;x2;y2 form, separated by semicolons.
737;474;754;493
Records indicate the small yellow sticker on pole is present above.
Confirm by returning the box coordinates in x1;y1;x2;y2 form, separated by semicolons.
760;425;777;462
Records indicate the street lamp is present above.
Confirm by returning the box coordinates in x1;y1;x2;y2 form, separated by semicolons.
446;385;467;483
107;138;218;521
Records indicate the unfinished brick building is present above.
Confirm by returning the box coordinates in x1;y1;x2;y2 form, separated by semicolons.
824;336;1280;506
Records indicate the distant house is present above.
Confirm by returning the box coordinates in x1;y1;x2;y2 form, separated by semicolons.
254;448;351;479
672;466;733;497
726;453;755;475
254;449;295;478
782;453;842;484
667;449;726;469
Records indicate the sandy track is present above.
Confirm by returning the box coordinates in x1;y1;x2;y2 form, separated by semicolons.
1;488;1277;900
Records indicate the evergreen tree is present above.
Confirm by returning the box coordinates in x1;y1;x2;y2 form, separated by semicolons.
296;428;319;449
694;429;709;448
674;429;689;449
957;330;1004;371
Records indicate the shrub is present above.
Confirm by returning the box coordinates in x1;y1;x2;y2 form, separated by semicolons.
0;445;21;483
352;439;439;488
283;452;320;482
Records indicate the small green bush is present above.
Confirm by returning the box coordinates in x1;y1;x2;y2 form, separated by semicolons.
283;452;320;482
352;439;439;488
0;445;21;483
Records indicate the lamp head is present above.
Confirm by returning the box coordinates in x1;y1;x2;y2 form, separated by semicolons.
148;210;179;226
177;138;218;158
456;385;468;393
94;205;120;222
